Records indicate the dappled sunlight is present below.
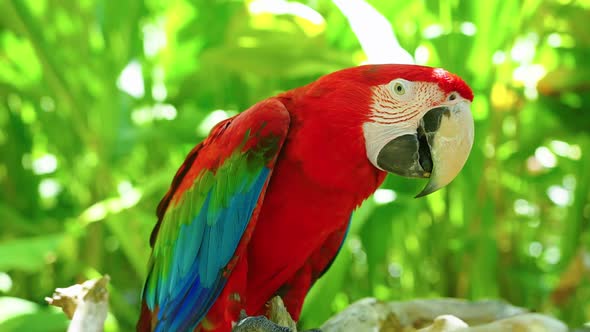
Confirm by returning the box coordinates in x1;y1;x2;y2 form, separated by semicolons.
547;185;572;207
514;199;539;217
333;0;413;64
79;183;142;225
373;188;397;205
117;60;145;98
197;109;235;136
0;273;12;293
31;154;57;175
550;140;582;160
38;178;62;199
535;146;557;169
249;0;325;25
131;104;178;125
142;22;167;58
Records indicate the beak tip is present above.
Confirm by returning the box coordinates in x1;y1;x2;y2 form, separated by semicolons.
413;192;426;199
414;191;428;199
414;182;440;198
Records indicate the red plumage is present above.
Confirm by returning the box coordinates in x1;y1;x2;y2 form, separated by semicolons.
138;64;473;332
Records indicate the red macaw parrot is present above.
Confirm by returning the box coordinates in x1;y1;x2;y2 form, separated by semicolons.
137;64;474;332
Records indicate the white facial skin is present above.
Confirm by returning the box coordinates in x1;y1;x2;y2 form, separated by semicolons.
363;79;474;196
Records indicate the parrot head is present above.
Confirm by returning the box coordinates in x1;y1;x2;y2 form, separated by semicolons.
359;65;474;197
282;64;473;197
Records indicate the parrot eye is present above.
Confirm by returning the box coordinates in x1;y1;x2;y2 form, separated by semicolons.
387;79;411;99
448;93;457;101
393;82;405;95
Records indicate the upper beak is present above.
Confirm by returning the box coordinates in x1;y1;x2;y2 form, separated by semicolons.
376;101;474;197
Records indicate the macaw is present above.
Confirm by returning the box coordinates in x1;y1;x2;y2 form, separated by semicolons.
137;64;474;332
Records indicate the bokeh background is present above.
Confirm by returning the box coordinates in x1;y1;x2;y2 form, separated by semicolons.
1;0;590;330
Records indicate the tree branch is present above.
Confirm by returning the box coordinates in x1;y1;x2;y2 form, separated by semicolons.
47;277;569;332
46;275;110;332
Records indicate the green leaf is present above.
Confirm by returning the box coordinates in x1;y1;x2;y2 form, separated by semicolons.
0;297;39;324
0;311;68;332
0;235;63;272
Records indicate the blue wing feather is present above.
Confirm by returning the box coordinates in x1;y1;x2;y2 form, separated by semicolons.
154;168;271;331
139;100;289;332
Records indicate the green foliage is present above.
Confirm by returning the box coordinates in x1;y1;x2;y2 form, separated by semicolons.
1;0;589;330
0;297;68;331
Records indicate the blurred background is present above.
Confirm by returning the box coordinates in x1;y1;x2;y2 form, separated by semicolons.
1;0;589;330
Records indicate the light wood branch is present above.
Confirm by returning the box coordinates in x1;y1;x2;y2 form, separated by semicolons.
47;277;569;332
46;275;110;332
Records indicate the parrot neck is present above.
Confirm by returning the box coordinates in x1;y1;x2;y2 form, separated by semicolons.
277;85;386;205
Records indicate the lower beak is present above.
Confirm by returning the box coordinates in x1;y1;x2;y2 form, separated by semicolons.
376;101;474;197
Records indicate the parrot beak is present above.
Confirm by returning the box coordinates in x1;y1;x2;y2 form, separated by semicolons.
376;101;474;197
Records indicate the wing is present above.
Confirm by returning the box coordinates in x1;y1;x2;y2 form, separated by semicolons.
139;99;290;332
